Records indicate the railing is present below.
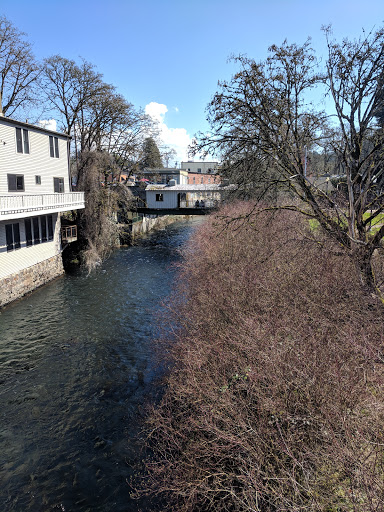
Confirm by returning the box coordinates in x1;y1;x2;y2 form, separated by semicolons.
179;199;218;209
61;225;77;243
0;192;85;216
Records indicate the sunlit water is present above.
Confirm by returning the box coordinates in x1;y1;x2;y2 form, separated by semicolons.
0;219;200;512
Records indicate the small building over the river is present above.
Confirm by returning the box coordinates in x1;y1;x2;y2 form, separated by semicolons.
145;183;233;209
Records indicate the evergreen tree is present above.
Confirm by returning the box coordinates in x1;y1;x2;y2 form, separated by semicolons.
141;137;163;169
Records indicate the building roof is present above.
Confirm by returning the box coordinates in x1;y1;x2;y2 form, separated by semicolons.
0;114;71;139
180;161;219;165
142;168;187;173
146;183;234;192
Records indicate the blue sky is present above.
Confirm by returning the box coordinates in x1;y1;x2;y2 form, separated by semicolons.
1;0;384;163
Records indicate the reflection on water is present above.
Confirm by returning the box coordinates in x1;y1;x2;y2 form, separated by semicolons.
0;219;200;512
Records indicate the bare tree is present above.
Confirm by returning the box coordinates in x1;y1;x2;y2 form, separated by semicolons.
41;54;156;268
0;16;40;117
195;29;384;295
41;55;106;135
323;25;384;292
75;88;154;180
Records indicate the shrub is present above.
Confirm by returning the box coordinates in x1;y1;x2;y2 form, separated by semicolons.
137;203;384;512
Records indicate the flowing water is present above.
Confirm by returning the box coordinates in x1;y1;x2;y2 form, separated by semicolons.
0;218;200;512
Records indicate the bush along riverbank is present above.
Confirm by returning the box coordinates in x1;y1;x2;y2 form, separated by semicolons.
136;202;384;512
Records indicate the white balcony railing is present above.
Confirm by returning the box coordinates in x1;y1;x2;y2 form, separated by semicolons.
0;192;85;220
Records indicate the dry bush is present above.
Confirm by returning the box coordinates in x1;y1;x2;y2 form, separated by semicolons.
137;202;384;512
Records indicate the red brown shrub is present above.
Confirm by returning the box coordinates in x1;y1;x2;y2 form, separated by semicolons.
138;203;384;512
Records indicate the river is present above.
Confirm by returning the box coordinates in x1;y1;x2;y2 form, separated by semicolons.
0;218;200;512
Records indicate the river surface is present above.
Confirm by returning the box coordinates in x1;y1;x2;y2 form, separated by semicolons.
0;218;200;512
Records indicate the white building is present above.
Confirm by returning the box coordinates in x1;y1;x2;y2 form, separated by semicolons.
145;183;232;209
0;115;85;307
180;161;220;174
140;168;188;185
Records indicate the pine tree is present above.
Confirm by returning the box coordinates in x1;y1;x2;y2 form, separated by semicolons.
141;137;163;169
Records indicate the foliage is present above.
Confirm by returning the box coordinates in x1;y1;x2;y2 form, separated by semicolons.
140;137;164;170
137;203;384;511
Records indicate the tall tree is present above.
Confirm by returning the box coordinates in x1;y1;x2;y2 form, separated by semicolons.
140;136;163;169
0;16;40;117
41;54;155;269
41;55;106;135
196;29;384;295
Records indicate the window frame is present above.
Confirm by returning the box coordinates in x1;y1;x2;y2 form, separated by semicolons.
155;193;164;202
8;173;25;192
24;218;33;247
5;223;21;252
49;136;60;158
15;127;30;154
53;177;65;193
32;216;40;245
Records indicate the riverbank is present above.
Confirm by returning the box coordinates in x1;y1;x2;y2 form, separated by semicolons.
138;203;384;512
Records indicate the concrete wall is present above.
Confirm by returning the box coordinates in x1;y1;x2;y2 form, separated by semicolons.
0;253;64;308
127;214;181;241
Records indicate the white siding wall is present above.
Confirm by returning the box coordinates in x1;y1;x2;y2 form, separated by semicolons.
180;173;188;185
0;121;70;195
146;190;178;208
0;213;61;279
180;162;219;173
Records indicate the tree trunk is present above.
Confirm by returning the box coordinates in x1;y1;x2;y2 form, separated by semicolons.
352;244;376;294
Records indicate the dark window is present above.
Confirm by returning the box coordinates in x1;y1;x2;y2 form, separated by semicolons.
40;215;47;242
49;136;54;157
25;216;54;246
16;127;29;154
155;193;164;202
25;219;33;246
54;137;59;158
47;215;54;240
49;136;60;158
35;175;41;185
8;174;24;192
32;217;40;244
5;223;21;252
53;177;64;193
16;127;22;153
23;130;29;154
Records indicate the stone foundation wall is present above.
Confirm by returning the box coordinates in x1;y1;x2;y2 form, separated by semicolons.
0;254;64;308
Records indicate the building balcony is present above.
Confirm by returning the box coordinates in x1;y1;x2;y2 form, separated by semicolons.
61;225;78;244
0;192;85;221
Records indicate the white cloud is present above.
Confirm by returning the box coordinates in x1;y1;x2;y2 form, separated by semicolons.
145;102;193;165
37;119;57;132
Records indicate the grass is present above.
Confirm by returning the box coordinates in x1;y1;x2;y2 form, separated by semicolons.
308;211;384;236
